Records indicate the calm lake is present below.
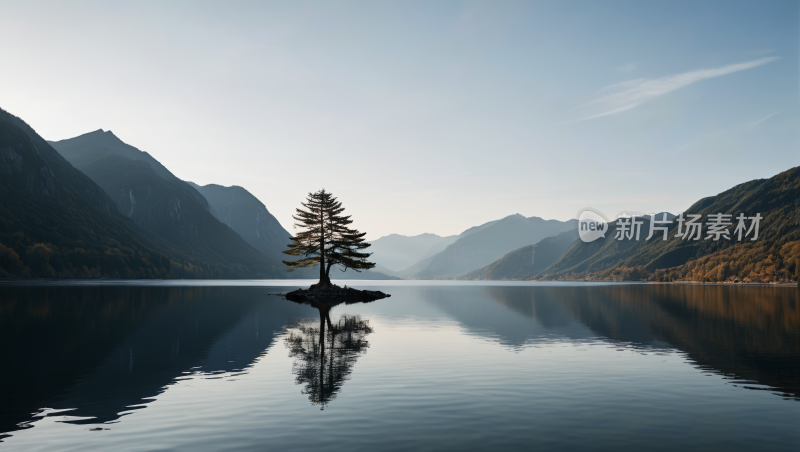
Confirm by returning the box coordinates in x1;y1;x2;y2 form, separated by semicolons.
1;281;798;451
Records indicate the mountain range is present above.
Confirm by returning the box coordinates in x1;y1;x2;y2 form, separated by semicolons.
459;229;579;280
367;233;457;273
0;105;797;283
408;214;576;279
46;128;398;281
48;130;283;275
538;168;800;283
367;168;798;284
0;109;180;278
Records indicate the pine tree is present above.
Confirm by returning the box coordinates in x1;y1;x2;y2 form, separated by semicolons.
283;189;375;287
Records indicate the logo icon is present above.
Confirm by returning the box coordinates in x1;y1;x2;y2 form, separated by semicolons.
577;208;609;243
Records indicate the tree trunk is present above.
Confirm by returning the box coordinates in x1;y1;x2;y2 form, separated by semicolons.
325;310;334;331
318;308;326;407
318;270;331;287
319;254;329;286
319;307;327;346
318;209;331;287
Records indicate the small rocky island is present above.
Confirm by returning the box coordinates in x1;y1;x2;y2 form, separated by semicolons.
285;283;390;303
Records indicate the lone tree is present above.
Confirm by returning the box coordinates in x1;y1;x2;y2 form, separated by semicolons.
283;189;375;287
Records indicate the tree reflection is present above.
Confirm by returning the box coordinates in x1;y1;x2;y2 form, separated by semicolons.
284;305;373;409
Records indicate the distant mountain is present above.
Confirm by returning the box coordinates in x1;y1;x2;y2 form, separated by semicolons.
460;229;579;280
49;130;281;276
384;220;501;278
392;256;435;279
371;263;399;277
539;167;800;283
368;233;458;272
0;108;184;278
410;214;577;279
457;218;501;238
416;237;458;262
187;183;291;265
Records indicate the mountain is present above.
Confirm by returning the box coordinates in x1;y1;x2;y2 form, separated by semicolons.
49;130;281;276
410;214;577;279
368;233;458;272
416;238;455;262
0;108;184;278
539;167;800;283
384;219;504;278
460;229;579;280
187;183;292;265
391;256;435;279
370;263;399;277
51;129;209;209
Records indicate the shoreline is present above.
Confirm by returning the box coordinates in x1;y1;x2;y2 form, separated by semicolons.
0;277;796;288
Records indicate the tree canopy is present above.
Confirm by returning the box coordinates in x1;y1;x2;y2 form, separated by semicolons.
283;189;374;286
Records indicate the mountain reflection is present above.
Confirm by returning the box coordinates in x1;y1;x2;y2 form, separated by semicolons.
0;285;314;438
283;299;374;409
471;285;800;400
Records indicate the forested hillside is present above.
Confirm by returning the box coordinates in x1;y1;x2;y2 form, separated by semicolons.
538;167;800;283
0;109;172;278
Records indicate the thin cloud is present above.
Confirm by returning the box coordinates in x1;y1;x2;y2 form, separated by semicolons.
747;111;780;127
577;57;779;122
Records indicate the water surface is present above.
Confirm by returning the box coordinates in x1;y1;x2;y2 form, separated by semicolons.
1;281;798;451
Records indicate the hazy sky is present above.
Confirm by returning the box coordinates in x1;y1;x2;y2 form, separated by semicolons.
2;0;797;239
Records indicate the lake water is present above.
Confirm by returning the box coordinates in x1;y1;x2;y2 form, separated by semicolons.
1;281;798;451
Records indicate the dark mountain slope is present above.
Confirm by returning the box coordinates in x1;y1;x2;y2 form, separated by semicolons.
52;130;208;209
539;167;800;283
461;229;579;280
411;214;576;279
1;110;117;215
187;183;291;265
49;132;279;273
0;109;179;278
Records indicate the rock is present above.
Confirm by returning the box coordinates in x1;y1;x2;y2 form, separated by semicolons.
285;284;390;304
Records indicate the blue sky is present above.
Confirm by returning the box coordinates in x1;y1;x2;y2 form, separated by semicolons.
1;0;797;238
